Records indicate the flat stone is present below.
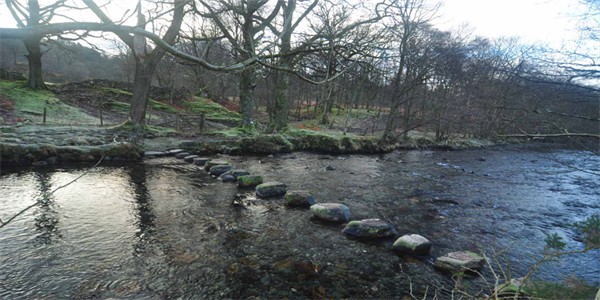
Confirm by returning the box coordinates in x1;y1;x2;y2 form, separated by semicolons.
310;203;350;223
285;190;316;207
166;149;184;156
434;251;485;273
342;219;397;239
204;159;230;171
238;175;263;188
193;157;210;166
144;151;165;157
210;164;234;176
392;234;432;255
175;152;191;159
256;182;287;198
219;170;250;182
184;155;199;162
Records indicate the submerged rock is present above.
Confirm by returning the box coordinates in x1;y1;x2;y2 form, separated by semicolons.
256;182;287;198
342;219;397;239
210;164;233;176
310;203;350;222
392;234;432;255
284;190;316;207
434;251;485;273
238;175;263;188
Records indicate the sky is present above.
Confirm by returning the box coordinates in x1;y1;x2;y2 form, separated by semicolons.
0;0;592;50
433;0;588;49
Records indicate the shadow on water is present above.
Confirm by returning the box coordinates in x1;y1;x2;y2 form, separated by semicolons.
127;163;156;255
33;173;60;244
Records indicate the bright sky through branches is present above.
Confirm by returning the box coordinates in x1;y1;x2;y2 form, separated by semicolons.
434;0;587;48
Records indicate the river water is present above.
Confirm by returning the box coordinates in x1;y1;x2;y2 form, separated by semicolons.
1;143;598;299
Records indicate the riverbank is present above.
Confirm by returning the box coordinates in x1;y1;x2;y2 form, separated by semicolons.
0;123;504;167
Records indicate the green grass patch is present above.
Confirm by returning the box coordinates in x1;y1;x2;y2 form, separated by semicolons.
149;100;178;114
0;80;99;125
182;96;241;122
212;126;257;138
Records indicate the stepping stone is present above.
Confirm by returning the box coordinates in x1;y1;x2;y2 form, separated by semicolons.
193;157;210;166
204;159;230;171
175;152;190;159
256;182;287;198
284;190;316;207
219;170;250;182
184;155;199;163
342;219;397;239
310;203;350;223
166;149;184;156
237;175;263;188
144;151;165;157
210;165;233;176
434;251;485;273
392;234;432;255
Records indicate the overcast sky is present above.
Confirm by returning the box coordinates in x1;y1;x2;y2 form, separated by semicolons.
433;0;588;48
0;0;592;50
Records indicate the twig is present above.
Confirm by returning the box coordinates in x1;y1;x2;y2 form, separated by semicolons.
0;156;104;229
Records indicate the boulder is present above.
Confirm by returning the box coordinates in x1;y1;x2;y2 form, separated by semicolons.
237;175;263;188
392;234;432;255
342;219;397;239
256;182;287;198
184;155;199;162
204;159;230;171
210;164;233;176
284;190;316;207
193;157;210;166
434;251;485;273
175;152;190;159
310;203;350;222
229;169;250;178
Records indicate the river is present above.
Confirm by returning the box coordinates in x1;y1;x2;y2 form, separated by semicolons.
1;143;598;299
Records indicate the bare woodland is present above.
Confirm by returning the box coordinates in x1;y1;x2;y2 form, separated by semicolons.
0;0;598;142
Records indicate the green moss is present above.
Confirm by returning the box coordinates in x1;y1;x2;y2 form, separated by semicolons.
239;134;293;154
149;100;178;113
237;175;263;188
181;96;241;122
526;278;598;300
0;80;99;124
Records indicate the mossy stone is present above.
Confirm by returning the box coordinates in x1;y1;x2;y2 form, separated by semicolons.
237;175;263;188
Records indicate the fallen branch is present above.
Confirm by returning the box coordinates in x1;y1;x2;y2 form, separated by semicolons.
0;156;104;230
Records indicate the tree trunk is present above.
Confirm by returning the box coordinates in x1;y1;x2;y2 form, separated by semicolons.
23;35;46;90
239;67;256;127
270;70;289;131
129;61;154;124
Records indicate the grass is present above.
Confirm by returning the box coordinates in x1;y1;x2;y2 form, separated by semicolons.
0;80;100;125
526;277;598;300
182;96;241;122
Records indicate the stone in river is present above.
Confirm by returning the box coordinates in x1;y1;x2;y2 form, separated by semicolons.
285;190;316;207
342;219;397;239
392;234;432;255
310;203;350;223
434;251;485;273
166;149;184;156
210;165;234;176
193;157;210;166
204;159;230;171
175;152;190;159
184;155;199;162
144;151;165;157
237;175;263;188
255;182;287;198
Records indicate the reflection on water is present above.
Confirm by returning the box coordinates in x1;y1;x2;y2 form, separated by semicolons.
0;144;598;299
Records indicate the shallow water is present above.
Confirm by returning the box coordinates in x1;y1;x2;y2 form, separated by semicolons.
1;143;598;299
